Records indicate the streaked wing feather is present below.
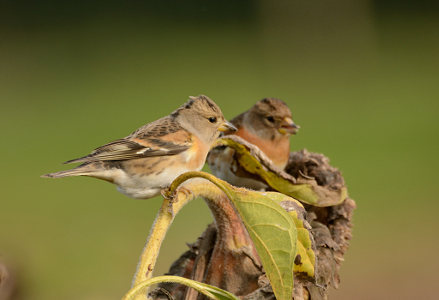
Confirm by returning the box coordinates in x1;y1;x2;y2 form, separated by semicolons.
64;138;189;164
64;116;191;164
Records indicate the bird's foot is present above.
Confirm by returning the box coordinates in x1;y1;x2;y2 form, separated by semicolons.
176;186;193;200
161;187;173;200
162;186;193;216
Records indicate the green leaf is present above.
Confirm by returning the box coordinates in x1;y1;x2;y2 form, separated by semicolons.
123;275;240;300
266;194;316;278
289;211;315;278
213;137;347;207
167;172;298;300
230;190;297;300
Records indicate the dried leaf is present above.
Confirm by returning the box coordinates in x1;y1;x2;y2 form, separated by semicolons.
212;137;347;206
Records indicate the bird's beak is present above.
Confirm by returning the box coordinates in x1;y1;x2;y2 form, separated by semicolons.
218;121;237;133
278;117;300;135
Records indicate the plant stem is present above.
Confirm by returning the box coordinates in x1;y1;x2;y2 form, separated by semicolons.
132;197;174;287
130;176;214;286
129;172;234;299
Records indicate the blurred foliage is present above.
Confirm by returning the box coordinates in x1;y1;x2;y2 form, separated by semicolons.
0;1;438;299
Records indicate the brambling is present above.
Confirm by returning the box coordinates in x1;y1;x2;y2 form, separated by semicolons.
207;97;299;189
42;95;236;199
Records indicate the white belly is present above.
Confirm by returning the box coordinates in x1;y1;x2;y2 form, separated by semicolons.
113;165;196;199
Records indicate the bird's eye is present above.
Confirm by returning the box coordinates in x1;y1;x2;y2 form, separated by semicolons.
266;116;275;123
208;117;217;123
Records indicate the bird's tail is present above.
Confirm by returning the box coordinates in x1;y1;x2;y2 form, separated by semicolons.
41;166;91;178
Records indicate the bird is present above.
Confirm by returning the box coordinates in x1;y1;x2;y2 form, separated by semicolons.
42;95;237;199
207;97;299;189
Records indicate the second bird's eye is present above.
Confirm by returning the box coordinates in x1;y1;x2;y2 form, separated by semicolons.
266;116;275;123
208;117;217;123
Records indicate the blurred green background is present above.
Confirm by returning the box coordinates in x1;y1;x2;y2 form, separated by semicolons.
1;0;438;299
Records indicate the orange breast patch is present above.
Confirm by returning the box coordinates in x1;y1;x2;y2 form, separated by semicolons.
235;128;289;169
185;135;209;170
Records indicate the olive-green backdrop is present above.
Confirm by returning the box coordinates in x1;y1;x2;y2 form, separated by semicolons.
1;1;438;299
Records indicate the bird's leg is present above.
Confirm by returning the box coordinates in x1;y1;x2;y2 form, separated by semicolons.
161;186;193;215
161;187;173;200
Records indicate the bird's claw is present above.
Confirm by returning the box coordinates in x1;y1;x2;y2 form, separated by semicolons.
161;188;174;200
163;186;193;216
176;186;193;199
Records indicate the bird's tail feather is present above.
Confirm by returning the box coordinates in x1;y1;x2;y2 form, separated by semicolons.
41;168;90;178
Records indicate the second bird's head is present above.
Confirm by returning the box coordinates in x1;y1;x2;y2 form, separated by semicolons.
245;97;299;139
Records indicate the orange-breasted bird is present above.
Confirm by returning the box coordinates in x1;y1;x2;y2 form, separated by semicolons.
42;95;236;199
207;97;299;189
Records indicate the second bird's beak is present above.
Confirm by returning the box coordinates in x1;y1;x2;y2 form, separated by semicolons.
278;117;300;135
218;121;238;133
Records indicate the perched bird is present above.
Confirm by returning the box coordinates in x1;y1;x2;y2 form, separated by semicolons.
42;95;236;199
207;97;299;189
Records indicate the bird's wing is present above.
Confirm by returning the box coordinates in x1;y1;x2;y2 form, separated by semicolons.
64;117;191;164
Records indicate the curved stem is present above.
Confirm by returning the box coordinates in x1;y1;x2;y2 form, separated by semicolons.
166;171;234;201
131;190;195;288
129;172;237;300
132;198;172;287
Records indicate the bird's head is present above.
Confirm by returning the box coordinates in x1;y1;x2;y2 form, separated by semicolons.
174;95;236;143
246;97;299;139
